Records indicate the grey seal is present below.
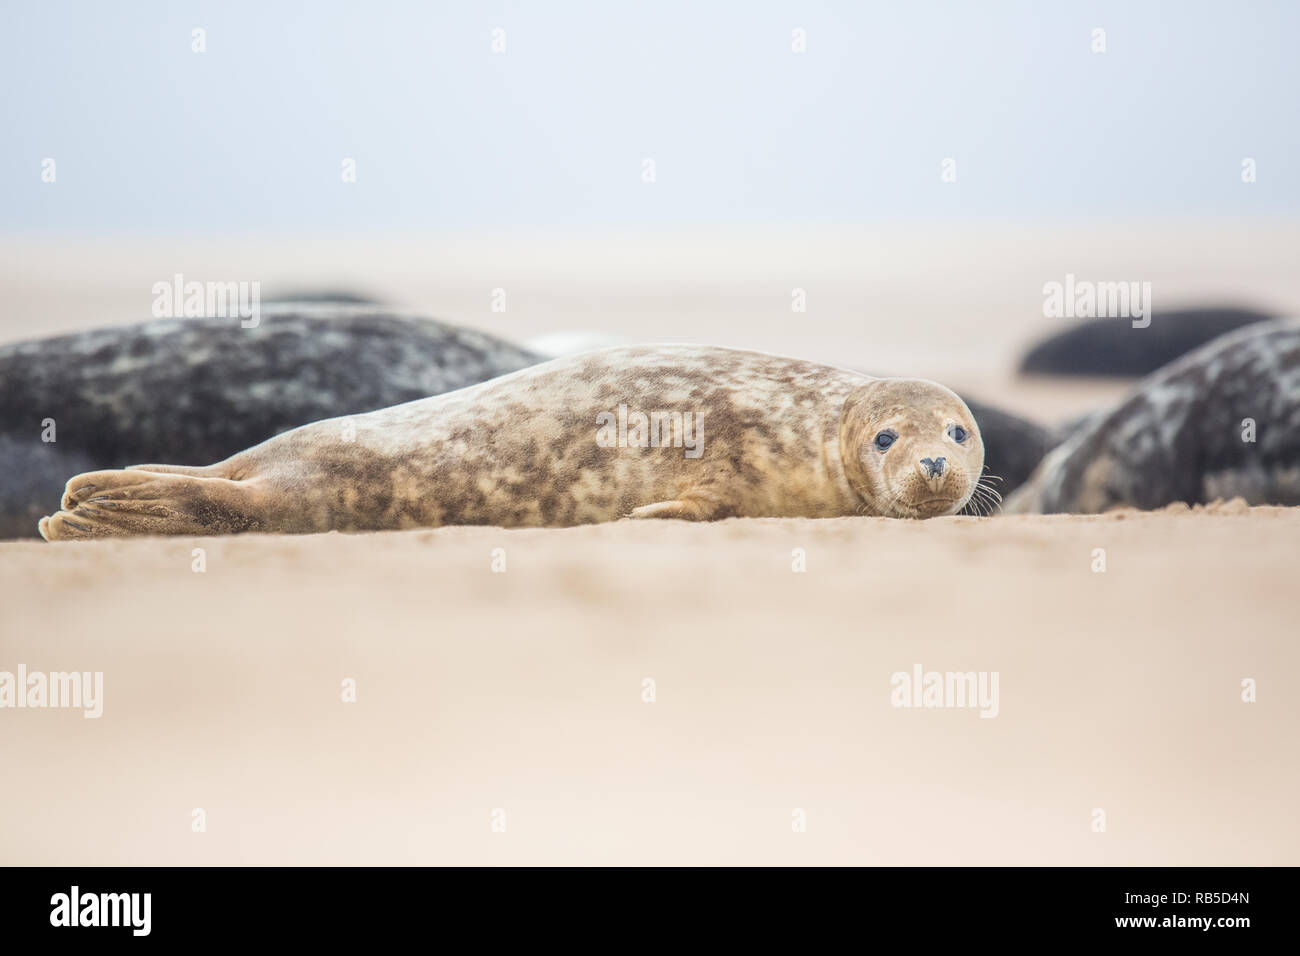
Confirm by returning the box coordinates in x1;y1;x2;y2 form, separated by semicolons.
0;304;540;538
1019;306;1275;377
1006;319;1300;513
40;345;991;539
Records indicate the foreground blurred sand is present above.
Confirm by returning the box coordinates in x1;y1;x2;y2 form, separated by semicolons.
2;223;1299;865
1;506;1297;865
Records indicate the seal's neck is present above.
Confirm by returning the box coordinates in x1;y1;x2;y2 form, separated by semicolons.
837;384;881;509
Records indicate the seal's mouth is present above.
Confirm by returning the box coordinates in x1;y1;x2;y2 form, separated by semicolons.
892;494;967;519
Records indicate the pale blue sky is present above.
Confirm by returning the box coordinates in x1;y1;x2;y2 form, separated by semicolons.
3;0;1297;235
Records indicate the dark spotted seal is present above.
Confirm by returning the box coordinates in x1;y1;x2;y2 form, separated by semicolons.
1006;319;1300;513
0;304;541;538
39;345;990;539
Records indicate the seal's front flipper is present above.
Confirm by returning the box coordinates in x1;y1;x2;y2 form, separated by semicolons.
125;463;221;477
39;469;261;541
627;497;729;521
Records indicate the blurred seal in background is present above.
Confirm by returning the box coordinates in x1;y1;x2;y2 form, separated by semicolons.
1006;319;1300;513
1019;305;1275;378
0;303;541;537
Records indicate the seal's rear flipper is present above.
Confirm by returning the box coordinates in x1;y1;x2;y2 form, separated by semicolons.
39;469;261;541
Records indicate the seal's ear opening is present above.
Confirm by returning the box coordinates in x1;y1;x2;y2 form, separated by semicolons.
838;383;883;446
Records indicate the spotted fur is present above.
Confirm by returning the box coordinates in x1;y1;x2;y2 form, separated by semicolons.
40;345;986;538
1006;319;1300;513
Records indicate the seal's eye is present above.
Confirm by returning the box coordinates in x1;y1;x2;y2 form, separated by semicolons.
874;430;896;450
948;425;969;443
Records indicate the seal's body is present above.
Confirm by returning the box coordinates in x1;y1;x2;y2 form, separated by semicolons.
0;305;540;538
952;399;1049;509
1006;319;1300;514
528;330;1048;511
1019;306;1275;377
39;345;987;539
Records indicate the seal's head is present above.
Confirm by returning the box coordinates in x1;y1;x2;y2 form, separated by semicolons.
839;379;985;518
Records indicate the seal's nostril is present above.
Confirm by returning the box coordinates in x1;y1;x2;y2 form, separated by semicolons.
919;457;946;479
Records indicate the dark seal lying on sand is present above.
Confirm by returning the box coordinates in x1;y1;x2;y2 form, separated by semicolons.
1006;319;1300;514
1019;306;1275;377
0;304;540;538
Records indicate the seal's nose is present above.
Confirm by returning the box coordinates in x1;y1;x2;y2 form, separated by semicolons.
919;456;946;479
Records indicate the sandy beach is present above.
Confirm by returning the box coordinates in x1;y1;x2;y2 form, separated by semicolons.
1;503;1296;866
